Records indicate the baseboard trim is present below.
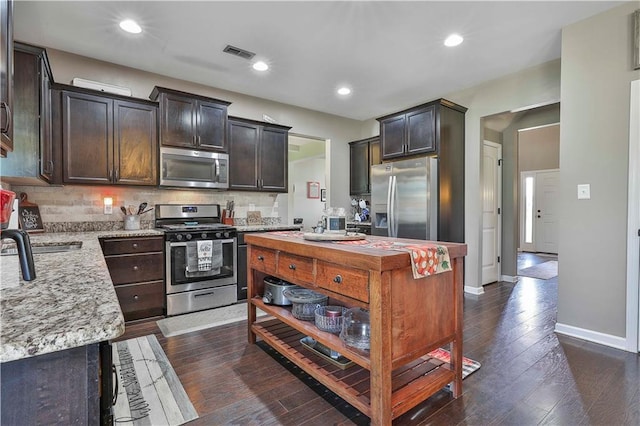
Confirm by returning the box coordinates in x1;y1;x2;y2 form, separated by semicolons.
464;285;485;295
501;275;519;283
555;322;628;351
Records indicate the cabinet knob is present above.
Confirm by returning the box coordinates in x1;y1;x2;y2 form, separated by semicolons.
132;243;138;249
333;275;343;284
257;255;264;261
133;295;139;300
133;265;139;271
289;264;296;270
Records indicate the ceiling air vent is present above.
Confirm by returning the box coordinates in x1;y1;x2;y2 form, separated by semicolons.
223;45;255;60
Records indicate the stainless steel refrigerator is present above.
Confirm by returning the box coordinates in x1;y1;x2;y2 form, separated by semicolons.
371;156;438;240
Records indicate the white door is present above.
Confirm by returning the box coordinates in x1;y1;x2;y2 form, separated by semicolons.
535;170;559;254
482;141;502;284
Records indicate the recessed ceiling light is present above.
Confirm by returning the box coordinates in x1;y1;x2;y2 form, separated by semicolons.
337;87;351;96
252;61;269;71
119;19;142;34
444;33;463;47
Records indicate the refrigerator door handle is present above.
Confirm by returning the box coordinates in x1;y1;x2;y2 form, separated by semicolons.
390;175;397;237
386;175;393;236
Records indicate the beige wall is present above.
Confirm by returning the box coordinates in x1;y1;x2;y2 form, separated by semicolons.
518;124;560;172
557;2;640;341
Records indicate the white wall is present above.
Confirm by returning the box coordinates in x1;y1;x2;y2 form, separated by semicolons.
556;2;640;344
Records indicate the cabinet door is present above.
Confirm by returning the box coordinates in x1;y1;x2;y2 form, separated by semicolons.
39;55;54;182
159;92;196;148
228;119;259;190
406;105;436;155
369;138;381;166
349;140;369;195
113;99;157;185
380;114;405;160
196;100;227;151
62;91;113;184
259;126;288;192
0;0;13;154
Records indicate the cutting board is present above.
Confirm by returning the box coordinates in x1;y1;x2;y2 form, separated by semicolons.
302;232;366;241
18;192;44;233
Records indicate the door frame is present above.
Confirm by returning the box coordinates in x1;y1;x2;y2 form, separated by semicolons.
481;140;502;285
626;79;639;353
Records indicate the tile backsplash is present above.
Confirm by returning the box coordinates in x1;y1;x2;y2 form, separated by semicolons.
8;184;286;225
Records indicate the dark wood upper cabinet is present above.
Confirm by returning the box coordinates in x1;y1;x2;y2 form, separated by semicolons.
59;85;157;186
228;116;290;192
0;0;13;156
150;86;230;152
377;99;467;243
378;103;436;160
0;43;57;184
349;136;380;195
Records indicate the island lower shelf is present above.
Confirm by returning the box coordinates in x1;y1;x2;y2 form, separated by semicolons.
252;318;456;419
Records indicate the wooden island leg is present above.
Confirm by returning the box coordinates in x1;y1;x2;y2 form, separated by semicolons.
450;256;464;397
369;272;393;425
247;246;257;344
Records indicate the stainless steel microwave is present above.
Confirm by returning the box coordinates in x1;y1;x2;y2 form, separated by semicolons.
160;147;229;189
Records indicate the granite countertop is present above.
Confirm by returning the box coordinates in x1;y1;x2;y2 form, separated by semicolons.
235;224;303;232
0;229;163;363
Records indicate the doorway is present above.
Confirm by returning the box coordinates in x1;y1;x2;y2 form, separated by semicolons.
288;134;327;230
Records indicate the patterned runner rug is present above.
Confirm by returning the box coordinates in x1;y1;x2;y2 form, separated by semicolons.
112;335;198;425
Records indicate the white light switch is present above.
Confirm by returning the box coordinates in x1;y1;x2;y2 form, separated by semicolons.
577;184;591;200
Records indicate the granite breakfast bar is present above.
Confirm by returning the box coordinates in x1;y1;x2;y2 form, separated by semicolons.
0;229;162;424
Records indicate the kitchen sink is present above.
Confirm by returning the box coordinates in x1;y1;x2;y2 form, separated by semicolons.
0;241;83;256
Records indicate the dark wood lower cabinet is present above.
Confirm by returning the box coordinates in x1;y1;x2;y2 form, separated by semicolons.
101;236;165;322
1;344;101;425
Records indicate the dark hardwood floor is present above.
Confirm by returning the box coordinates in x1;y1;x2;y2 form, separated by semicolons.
117;269;639;425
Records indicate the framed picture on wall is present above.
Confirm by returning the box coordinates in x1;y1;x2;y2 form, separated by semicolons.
320;189;326;202
307;181;320;199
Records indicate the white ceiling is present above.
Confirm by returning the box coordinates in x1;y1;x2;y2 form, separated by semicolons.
13;1;624;121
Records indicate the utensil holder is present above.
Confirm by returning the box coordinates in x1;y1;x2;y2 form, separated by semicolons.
124;215;141;230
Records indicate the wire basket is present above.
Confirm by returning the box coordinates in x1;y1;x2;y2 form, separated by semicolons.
314;306;347;333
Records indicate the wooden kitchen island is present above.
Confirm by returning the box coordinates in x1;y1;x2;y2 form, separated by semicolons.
245;232;467;425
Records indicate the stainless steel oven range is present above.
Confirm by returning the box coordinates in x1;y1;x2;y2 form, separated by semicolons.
155;204;237;316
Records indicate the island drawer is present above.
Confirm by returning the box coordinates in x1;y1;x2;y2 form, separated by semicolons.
316;261;369;303
115;281;165;321
101;236;163;255
250;247;277;274
105;252;164;285
277;252;315;284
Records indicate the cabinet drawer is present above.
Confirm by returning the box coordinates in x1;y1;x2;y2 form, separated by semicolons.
316;261;369;303
277;252;314;284
115;281;165;322
250;247;277;274
105;252;164;285
102;236;163;255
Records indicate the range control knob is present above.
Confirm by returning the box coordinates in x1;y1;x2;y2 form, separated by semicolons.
201;233;207;239
215;232;222;238
175;234;183;241
185;233;192;240
223;232;230;238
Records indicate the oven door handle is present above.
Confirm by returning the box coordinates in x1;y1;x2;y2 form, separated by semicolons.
169;238;235;247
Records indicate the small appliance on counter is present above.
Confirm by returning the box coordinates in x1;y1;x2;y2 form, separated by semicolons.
0;189;36;281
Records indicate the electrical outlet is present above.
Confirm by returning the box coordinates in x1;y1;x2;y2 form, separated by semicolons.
577;184;591;200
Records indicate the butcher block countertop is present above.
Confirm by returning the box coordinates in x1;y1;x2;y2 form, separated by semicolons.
0;229;162;363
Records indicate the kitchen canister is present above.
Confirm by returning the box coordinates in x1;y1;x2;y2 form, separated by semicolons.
123;215;141;230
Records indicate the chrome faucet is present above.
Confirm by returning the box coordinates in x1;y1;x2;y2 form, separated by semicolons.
1;229;36;281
